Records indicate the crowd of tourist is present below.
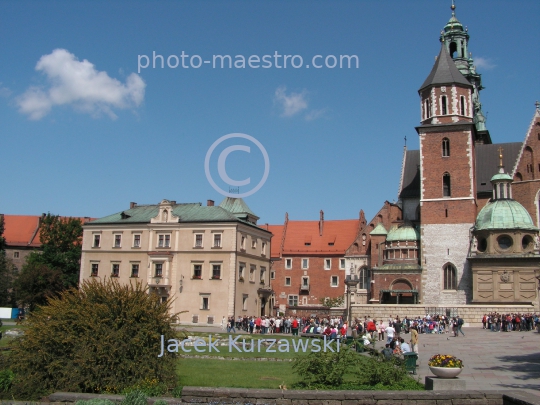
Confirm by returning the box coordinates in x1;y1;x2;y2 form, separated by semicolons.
481;313;539;332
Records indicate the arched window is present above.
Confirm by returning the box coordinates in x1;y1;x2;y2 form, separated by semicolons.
358;267;370;290
442;138;450;157
441;96;448;115
443;263;457;290
425;99;431;119
443;173;451;197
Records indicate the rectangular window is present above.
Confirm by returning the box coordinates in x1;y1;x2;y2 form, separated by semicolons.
193;264;202;279
158;234;170;248
339;259;345;269
114;234;122;248
302;258;309;269
194;234;203;248
442;95;447;115
324;259;331;270
133;234;141;248
288;295;298;307
112;263;119;277
91;263;99;277
131;264;139;277
285;277;291;286
242;294;248;311
155;263;163;277
213;234;222;248
201;296;209;310
285;258;292;269
13;251;20;258
260;267;266;283
241;235;246;250
331;276;339;287
261;242;267;256
251;238;257;248
270;271;275;280
238;263;245;280
212;264;221;279
250;265;256;282
302;277;309;287
93;234;101;248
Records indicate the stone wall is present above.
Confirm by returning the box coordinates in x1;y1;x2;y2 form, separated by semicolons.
421;223;473;305
47;388;540;405
350;303;539;325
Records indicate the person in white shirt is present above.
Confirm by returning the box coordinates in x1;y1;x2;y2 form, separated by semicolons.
385;324;395;345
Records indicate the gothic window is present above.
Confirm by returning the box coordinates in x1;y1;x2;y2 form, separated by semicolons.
443;263;457;290
515;172;523;181
443;173;451;197
441;96;448;115
425;99;431;119
358;267;370;290
460;96;465;115
449;42;457;58
442;138;450;157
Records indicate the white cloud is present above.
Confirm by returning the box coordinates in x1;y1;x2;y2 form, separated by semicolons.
305;108;327;122
274;86;308;117
17;49;146;120
473;56;495;70
0;83;11;98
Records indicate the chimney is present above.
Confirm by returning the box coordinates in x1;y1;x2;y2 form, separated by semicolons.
130;202;137;209
207;200;215;207
319;210;324;236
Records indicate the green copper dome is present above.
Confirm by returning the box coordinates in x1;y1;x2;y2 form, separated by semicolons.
386;225;420;242
490;173;513;182
475;200;538;231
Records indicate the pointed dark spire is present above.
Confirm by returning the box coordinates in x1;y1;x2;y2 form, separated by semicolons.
419;44;471;92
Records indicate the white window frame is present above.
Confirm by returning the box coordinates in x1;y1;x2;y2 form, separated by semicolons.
240;235;246;250
154;262;163;277
91;262;99;277
133;234;141;248
157;233;171;248
324;258;331;270
260;267;266;283
238;262;245;280
285;277;291;286
111;263;120;277
285;258;292;269
331;275;339;287
288;295;298;306
93;234;101;248
113;234;122;248
13;251;20;258
339;258;346;270
251;238;257;249
213;233;222;248
270;271;275;280
249;265;256;282
193;263;203;279
200;294;210;310
261;241;267;256
211;263;221;279
194;233;203;248
242;294;248;311
130;263;139;278
301;276;309;287
302;258;309;269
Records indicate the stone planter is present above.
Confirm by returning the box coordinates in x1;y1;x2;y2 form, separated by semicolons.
429;366;463;378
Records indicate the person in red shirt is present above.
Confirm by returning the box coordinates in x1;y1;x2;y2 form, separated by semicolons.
291;318;299;336
367;319;377;339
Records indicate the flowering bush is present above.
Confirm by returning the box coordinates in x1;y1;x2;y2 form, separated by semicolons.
428;354;463;368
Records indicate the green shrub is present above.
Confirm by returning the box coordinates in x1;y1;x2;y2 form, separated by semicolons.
121;377;167;396
292;343;422;390
75;399;116;405
0;369;14;392
122;390;147;405
171;386;183;398
9;279;179;399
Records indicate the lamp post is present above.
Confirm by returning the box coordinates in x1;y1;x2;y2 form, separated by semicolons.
345;272;359;332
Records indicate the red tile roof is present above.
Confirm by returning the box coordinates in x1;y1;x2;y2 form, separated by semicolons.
2;215;93;248
268;218;359;257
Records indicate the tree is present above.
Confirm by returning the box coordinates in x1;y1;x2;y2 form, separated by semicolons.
28;214;83;288
12;263;64;311
0;214;16;307
320;295;345;308
9;279;179;399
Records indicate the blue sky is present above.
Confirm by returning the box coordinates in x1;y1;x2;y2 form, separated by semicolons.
1;0;539;225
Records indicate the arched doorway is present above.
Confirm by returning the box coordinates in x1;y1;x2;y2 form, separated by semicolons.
379;278;418;304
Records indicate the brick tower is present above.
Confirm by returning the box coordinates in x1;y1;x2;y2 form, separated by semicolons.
416;3;490;305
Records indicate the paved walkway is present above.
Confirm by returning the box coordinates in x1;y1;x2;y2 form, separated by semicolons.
178;324;540;397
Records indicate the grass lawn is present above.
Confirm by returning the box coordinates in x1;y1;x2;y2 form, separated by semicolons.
176;357;298;389
0;324;25;348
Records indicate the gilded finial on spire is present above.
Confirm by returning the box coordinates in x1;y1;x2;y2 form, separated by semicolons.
451;0;456;15
498;146;504;168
